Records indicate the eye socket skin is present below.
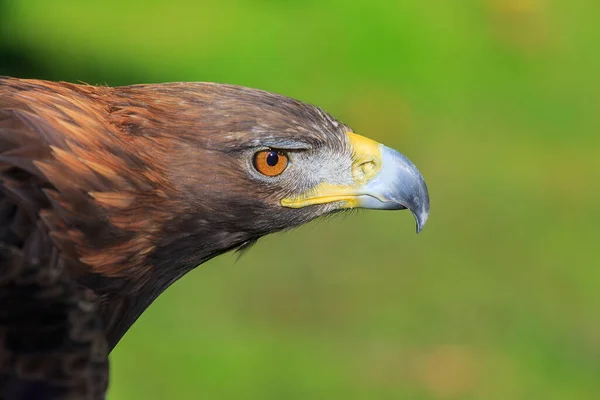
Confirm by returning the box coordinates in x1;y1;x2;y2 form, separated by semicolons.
253;150;289;176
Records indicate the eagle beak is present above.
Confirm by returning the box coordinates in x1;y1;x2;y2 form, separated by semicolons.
281;132;430;233
355;139;430;233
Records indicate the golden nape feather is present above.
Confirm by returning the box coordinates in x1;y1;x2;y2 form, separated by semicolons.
0;76;429;399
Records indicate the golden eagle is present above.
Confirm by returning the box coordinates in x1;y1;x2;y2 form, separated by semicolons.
0;76;429;399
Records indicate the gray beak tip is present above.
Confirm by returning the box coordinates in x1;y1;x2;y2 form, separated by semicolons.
414;209;429;234
412;185;430;234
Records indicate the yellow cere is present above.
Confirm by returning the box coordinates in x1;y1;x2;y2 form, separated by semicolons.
280;132;383;209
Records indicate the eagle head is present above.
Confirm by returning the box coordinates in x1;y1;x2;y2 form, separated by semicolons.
142;83;430;264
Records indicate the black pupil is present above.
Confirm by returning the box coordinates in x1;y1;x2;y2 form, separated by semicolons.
266;151;279;167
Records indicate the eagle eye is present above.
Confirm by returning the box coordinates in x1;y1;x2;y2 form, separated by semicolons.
253;150;289;177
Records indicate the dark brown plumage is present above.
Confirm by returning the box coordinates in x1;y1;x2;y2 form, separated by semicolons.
0;76;429;399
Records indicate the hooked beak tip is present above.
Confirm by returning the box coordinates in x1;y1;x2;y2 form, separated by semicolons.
414;208;429;233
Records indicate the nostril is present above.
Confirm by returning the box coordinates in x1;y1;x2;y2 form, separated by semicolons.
353;160;376;183
360;161;376;176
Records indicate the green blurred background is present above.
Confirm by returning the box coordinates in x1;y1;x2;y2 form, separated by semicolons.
2;1;599;399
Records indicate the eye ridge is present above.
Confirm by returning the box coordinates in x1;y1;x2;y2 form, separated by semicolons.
253;149;289;177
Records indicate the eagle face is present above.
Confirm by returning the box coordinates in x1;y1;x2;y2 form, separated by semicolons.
160;83;429;254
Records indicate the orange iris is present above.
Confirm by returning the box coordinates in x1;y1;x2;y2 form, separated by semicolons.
253;150;288;176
